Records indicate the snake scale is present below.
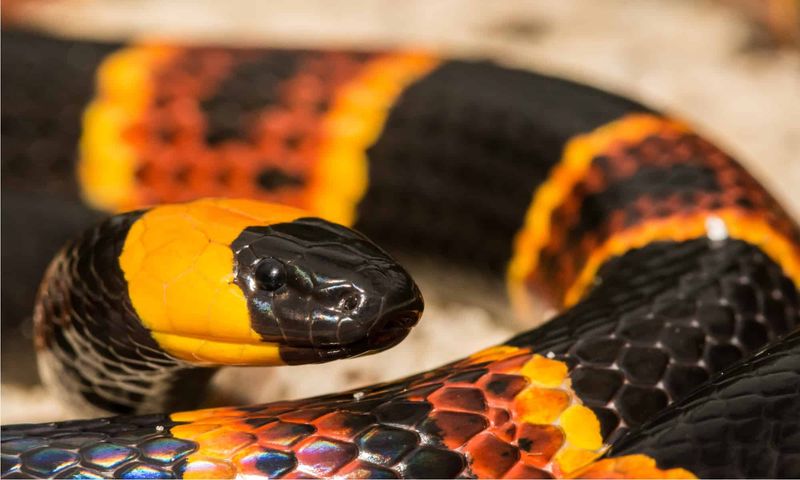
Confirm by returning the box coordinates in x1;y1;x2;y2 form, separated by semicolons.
1;28;799;479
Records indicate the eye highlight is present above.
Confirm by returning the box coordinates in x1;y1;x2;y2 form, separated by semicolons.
254;258;287;292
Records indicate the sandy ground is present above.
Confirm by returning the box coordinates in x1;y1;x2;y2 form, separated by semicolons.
2;0;799;424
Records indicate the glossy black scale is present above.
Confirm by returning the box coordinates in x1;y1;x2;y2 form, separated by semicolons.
357;426;420;465
1;415;196;478
507;238;800;441
607;330;800;478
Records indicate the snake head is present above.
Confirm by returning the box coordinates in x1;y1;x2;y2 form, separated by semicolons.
231;218;423;364
115;199;422;367
232;217;424;364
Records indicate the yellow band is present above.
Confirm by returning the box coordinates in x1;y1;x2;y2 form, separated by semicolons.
507;113;800;315
119;198;306;365
562;208;800;307
79;44;178;212
308;52;439;226
507;115;687;289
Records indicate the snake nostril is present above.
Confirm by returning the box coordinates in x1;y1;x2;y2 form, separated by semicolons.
339;292;362;313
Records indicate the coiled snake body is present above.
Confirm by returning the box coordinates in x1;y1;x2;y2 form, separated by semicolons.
1;30;799;479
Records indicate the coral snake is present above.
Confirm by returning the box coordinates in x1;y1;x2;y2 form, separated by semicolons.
1;29;799;479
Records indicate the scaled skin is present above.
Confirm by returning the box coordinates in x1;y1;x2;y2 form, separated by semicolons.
508;114;800;310
80;44;438;227
120;198;305;365
80;42;800;313
165;346;694;479
4;37;800;479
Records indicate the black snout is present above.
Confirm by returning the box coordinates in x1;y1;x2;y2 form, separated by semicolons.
310;268;423;348
277;271;423;364
367;270;424;343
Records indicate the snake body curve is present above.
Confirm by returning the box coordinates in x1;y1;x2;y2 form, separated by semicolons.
2;29;800;479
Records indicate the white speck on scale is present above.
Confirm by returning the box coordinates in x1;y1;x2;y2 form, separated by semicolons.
705;216;729;242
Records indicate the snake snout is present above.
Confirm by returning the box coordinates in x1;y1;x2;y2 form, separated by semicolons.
280;263;423;364
363;271;424;345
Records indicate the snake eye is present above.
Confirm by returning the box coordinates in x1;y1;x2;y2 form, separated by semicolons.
255;258;287;292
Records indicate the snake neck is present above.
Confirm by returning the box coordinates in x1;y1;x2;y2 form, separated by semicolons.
33;211;216;416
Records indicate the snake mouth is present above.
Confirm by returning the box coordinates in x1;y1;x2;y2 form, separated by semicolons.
278;296;423;365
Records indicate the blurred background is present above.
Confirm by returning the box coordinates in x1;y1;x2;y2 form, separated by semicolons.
2;0;799;424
